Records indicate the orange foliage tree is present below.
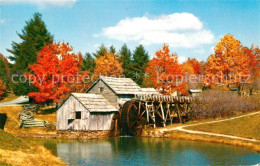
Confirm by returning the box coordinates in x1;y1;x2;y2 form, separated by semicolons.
0;79;6;100
182;58;202;89
203;34;252;88
244;46;260;91
0;53;10;85
182;58;201;75
145;44;186;94
27;42;89;104
94;53;123;77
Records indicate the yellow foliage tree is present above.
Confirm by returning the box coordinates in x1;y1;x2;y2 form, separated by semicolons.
94;53;123;77
204;34;251;88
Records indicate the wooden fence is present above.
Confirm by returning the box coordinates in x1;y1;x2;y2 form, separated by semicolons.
20;120;48;128
19;104;50;128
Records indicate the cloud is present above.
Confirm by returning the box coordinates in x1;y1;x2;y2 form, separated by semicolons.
0;19;6;24
178;56;187;64
99;13;214;48
1;0;77;7
192;48;206;55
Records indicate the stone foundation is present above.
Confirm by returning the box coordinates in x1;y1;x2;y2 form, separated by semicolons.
141;130;166;138
57;130;119;140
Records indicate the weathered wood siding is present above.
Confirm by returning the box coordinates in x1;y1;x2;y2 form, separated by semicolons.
87;80;118;108
118;94;135;106
57;95;115;131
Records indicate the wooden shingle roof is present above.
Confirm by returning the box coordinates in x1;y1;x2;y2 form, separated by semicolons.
72;93;117;112
140;88;160;95
99;76;142;95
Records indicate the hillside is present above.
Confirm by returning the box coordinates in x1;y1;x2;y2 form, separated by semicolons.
0;129;65;166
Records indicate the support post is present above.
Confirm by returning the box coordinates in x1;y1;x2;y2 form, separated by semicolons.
160;103;166;127
176;104;184;124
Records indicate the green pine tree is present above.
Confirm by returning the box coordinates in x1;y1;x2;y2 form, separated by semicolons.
109;45;116;54
119;44;133;78
93;44;108;58
132;45;149;86
7;12;53;96
81;53;95;73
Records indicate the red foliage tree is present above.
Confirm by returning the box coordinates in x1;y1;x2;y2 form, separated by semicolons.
182;58;201;75
243;46;260;91
27;42;90;104
145;44;186;94
0;80;6;100
182;58;202;89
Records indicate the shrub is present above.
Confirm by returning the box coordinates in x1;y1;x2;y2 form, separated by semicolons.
190;90;257;119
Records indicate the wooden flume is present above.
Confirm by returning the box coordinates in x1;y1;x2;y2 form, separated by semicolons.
120;94;193;136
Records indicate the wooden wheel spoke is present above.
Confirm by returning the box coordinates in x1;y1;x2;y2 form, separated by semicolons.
129;114;139;119
132;104;137;110
138;102;141;116
130;120;138;129
139;110;146;118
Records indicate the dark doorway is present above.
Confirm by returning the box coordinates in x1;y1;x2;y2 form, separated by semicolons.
0;113;7;130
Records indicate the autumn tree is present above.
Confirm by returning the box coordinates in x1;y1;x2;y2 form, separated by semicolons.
183;58;201;75
0;80;6;100
243;45;260;93
7;13;53;95
203;34;252;90
94;53;123;77
145;44;186;94
0;53;10;87
182;58;202;89
132;45;149;86
27;42;89;104
119;44;133;78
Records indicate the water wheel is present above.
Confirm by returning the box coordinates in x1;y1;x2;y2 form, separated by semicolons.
120;100;148;136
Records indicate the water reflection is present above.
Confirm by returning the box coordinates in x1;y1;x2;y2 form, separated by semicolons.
40;137;260;165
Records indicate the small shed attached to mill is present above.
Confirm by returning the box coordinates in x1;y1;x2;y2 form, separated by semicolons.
57;93;117;131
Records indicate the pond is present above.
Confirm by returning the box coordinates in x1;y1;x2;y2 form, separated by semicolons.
34;137;260;165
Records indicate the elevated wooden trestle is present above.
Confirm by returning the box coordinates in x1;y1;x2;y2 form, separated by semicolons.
120;94;193;135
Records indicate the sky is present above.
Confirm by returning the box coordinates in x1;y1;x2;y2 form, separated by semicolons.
0;0;259;63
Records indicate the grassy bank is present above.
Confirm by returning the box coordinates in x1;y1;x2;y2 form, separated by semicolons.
0;106;64;165
0;129;65;166
163;130;260;152
0;106;56;134
187;112;260;140
143;110;260;152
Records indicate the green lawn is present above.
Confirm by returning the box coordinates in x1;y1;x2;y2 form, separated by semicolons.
187;112;260;140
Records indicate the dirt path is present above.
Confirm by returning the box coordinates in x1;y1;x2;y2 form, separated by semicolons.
159;111;260;142
0;96;29;106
